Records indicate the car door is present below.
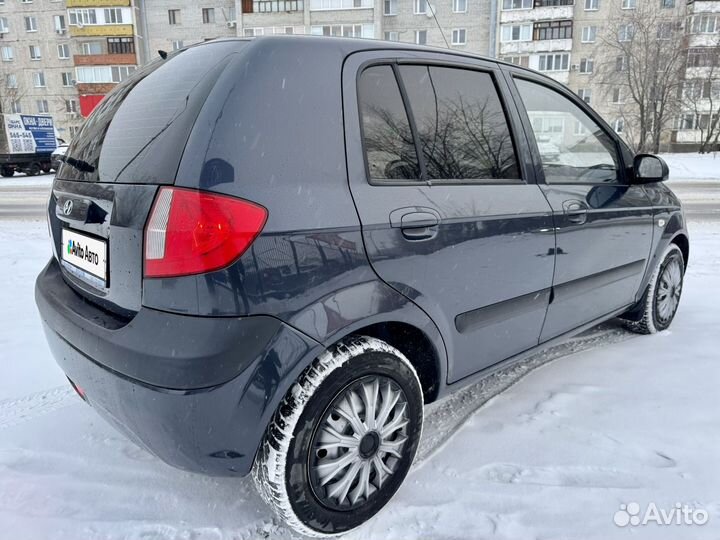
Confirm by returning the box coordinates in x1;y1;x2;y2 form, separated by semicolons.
342;51;556;383
506;71;654;341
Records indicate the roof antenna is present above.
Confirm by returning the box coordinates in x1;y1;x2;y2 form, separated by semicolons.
426;1;450;48
158;50;168;59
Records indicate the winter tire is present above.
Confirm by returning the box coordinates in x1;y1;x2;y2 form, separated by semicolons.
623;243;684;334
252;335;424;537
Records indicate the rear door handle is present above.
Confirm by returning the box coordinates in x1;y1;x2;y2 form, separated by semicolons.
389;208;440;241
562;200;588;225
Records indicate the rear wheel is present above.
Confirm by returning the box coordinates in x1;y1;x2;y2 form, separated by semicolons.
25;163;41;176
622;244;684;334
1;167;13;177
253;336;423;537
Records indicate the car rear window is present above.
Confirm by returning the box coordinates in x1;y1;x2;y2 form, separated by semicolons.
57;41;246;184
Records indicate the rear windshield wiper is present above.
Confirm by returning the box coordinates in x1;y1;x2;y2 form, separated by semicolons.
59;154;95;173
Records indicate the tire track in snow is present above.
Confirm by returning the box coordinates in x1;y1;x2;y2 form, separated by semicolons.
0;386;77;429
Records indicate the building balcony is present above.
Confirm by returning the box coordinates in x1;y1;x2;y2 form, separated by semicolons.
67;0;130;6
500;38;572;54
242;0;304;13
74;53;136;65
500;5;573;22
77;82;117;94
70;24;134;37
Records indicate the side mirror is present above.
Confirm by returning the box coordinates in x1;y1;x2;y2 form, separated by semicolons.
633;154;669;184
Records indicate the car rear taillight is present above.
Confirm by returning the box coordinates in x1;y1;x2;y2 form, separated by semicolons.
144;187;267;278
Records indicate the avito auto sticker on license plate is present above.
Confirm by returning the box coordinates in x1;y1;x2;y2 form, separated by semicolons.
61;229;108;288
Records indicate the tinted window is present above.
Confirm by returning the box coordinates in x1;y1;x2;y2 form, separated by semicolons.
58;41;245;183
358;65;420;181
400;65;520;182
515;78;620;184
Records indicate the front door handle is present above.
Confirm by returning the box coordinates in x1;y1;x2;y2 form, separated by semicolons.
562;200;588;225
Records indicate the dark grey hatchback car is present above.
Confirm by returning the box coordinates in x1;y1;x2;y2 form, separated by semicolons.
36;36;688;536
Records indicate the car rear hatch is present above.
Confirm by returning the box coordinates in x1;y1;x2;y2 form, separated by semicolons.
49;40;247;316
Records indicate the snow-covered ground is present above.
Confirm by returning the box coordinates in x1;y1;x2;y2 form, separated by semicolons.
661;152;720;181
1;157;719;539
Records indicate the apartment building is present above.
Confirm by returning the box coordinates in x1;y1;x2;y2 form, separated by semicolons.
0;0;82;139
136;0;496;57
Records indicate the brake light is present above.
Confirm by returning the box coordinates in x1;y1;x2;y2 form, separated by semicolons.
144;187;267;278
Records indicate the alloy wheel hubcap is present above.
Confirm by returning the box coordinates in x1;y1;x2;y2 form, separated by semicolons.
309;375;410;510
656;257;683;324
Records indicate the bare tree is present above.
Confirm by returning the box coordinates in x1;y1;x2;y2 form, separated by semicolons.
0;64;26;115
680;34;720;153
592;1;686;153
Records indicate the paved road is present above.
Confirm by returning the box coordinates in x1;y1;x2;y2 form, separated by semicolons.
0;174;717;221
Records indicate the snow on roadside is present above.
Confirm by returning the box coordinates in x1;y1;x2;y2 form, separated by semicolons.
661;153;720;181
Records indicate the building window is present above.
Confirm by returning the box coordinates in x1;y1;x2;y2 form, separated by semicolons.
104;8;124;24
1;46;13;62
11;101;21;114
29;45;42;60
24;16;38;32
111;65;135;82
36;100;49;114
656;22;672;39
503;0;532;9
6;74;17;88
168;9;181;25
612;87;624;103
616;55;627;71
661;0;674;7
311;24;374;38
0;17;8;33
581;26;596;43
538;53;569;71
618;24;634;42
171;39;184;50
310;0;371;8
54;15;66;32
614;118;624;133
68;9;97;25
81;42;103;55
687;48;720;68
33;71;45;87
202;8;215;23
501;24;532;42
384;31;399;41
57;44;70;59
577;88;591;104
415;29;427;44
690;15;717;34
108;37;134;54
584;0;598;10
384;0;396;14
66;99;78;113
414;0;428;14
579;57;593;73
453;0;467;12
503;55;530;67
622;0;635;8
244;28;263;36
533;20;573;40
252;0;303;12
61;72;73;86
452;28;467;45
534;0;573;5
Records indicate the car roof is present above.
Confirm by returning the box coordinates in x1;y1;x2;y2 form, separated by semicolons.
186;35;541;78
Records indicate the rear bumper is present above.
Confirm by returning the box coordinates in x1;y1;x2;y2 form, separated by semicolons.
35;258;322;476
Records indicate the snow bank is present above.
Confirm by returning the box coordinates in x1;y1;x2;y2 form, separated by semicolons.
661;153;720;181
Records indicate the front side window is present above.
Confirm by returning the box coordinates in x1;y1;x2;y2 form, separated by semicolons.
515;78;620;184
399;65;519;182
358;65;420;181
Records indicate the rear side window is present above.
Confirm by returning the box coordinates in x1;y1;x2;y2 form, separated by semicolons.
358;65;420;181
400;65;520;183
358;63;521;184
58;41;245;183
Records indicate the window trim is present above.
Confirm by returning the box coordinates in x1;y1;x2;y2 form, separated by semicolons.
355;58;526;186
509;72;629;186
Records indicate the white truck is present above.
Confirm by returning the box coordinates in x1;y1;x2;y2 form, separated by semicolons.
0;113;58;177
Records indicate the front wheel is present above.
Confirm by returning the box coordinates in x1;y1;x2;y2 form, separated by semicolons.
1;167;13;177
253;336;423;537
623;244;685;334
